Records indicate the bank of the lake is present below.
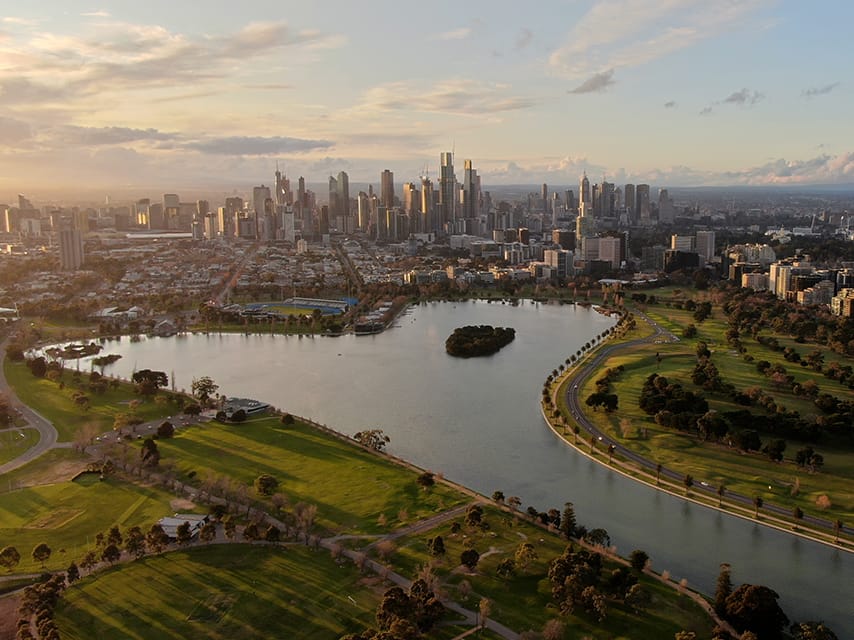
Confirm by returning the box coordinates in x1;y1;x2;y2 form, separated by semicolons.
86;300;853;635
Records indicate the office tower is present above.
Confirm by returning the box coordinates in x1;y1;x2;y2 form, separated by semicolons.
58;216;84;271
541;183;548;211
403;182;419;214
636;184;650;223
600;181;614;217
134;198;150;227
357;191;371;231
462;159;478;220
624;184;635;217
381;170;395;209
579;172;590;212
328;175;339;219
337;171;350;217
439;152;456;230
275;166;291;206
252;186;271;239
420;176;433;229
565;190;575;214
659;188;675;224
695;230;715;263
18;194;34;210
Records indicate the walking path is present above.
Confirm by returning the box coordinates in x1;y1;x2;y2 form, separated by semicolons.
0;338;60;475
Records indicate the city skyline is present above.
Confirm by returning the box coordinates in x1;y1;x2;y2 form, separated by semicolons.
1;0;853;197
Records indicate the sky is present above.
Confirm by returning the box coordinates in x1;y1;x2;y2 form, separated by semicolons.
1;0;853;199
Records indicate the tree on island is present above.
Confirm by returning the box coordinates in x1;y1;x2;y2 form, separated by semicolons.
445;325;516;358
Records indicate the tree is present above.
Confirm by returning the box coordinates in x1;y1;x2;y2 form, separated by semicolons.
32;543;51;568
753;496;764;519
280;413;295;425
683;474;694;495
107;525;123;548
460;548;480;571
176;522;193;546
230;409;246;422
724;584;789;640
717;484;726;507
514;542;538;573
191;376;219;404
353;429;390;452
66;561;80;584
464;504;483;528
101;544;121;564
146;524;169;553
714;564;732;616
496;558;516;580
427;536;445;557
0;546;20;572
491;490;505;503
124;526;145;558
792;506;804;530
80;550;98;573
132;369;168;396
417;472;435;490
243;522;260;541
140;437;160;467
790;621;839;640
254;473;279;496
629;549;649;573
560;502;577;539
542;619;565;640
264;525;281;542
184;402;202;416
199;521;217;543
156;421;175;438
625;583;652;612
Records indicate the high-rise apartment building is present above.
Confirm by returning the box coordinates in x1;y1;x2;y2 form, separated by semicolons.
624;184;635;217
636;184;650;223
462;159;479;220
695;230;715;263
659;188;675;224
579;172;591;212
337;171;350;217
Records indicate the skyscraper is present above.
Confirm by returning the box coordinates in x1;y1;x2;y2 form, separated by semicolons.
381;170;395;209
403;182;419;215
297;176;306;219
461;159;479;221
439;152;456;230
579;172;590;213
337;171;350;218
541;183;548;212
636;184;650;224
420;176;433;232
328;176;339;219
58;216;83;270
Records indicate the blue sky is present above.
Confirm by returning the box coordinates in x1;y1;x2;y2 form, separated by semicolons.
0;0;852;197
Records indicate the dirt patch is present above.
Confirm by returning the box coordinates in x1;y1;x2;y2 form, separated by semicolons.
0;593;21;640
170;498;197;511
24;507;83;529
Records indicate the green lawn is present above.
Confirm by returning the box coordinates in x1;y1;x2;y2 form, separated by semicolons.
0;475;176;574
0;427;39;465
154;416;467;536
4;361;176;442
1;448;88;491
378;506;712;639
56;545;381;640
570;302;854;525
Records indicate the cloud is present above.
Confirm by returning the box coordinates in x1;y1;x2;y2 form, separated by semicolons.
515;28;533;50
244;83;293;90
358;79;538;115
723;88;764;106
549;0;769;78
434;27;471;41
51;125;176;146
802;82;839;98
568;69;615;94
0;20;343;110
699;106;713;116
721;152;854;185
183;135;333;156
0;116;32;146
1;17;38;26
664;101;676;108
81;11;110;17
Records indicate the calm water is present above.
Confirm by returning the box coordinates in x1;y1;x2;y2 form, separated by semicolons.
93;300;852;633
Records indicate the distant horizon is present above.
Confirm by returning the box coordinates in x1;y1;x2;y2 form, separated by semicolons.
6;179;854;209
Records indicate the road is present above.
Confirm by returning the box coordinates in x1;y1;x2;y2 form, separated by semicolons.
562;311;847;540
0;337;60;475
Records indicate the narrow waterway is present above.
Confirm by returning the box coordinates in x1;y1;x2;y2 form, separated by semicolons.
91;300;852;634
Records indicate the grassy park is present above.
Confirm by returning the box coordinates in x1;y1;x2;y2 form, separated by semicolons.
559;294;854;529
0;474;177;574
373;505;712;638
4;360;175;441
55;545;380;640
0;427;39;466
151;416;467;536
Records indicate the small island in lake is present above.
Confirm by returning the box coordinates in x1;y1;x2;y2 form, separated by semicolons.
445;325;516;358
